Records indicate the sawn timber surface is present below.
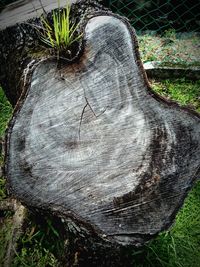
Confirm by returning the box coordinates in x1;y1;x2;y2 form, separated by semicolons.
6;15;200;246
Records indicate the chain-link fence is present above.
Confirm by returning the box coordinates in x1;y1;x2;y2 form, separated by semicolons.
102;0;200;73
1;0;200;33
1;0;200;70
103;0;200;33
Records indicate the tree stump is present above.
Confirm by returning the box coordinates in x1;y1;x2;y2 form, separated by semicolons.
1;0;200;265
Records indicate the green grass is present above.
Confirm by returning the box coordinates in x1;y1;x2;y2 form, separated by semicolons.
12;214;64;267
0;88;13;264
0;177;7;199
37;1;82;55
0;79;200;266
0;87;12;139
151;79;200;112
131;78;200;267
0;86;12;197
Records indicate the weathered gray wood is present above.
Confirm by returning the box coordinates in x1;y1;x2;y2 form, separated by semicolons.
5;14;200;248
0;0;77;30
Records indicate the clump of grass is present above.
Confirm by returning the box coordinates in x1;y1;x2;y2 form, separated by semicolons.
38;1;82;55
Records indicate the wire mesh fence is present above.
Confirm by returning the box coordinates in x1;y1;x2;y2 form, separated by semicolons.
102;0;200;74
1;0;200;72
104;0;200;33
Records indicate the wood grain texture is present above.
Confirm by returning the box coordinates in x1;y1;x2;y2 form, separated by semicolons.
6;15;200;246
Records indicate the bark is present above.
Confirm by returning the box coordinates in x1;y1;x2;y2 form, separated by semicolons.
1;0;200;266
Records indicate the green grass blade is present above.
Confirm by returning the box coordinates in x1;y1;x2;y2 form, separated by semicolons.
53;11;59;46
61;9;67;44
40;37;54;47
68;33;83;46
40;15;52;31
69;22;79;36
66;3;70;44
38;0;82;50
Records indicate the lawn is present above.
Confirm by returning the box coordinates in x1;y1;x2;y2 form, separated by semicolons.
0;77;200;266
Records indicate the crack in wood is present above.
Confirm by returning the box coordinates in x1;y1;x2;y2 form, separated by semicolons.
78;102;88;140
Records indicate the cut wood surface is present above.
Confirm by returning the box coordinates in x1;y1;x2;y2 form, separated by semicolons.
0;0;77;30
5;14;200;246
